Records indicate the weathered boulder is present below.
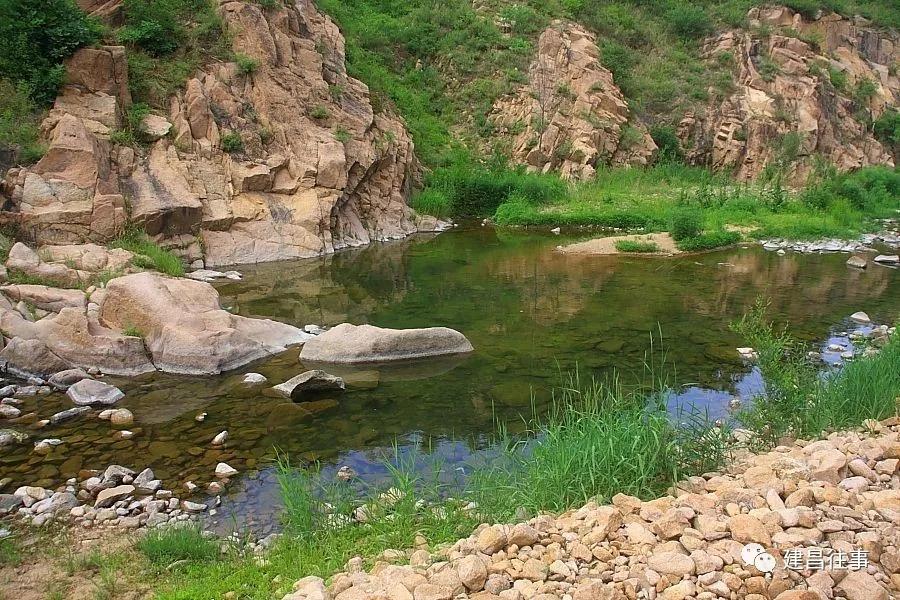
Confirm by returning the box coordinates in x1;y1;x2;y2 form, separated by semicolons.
5;243;90;288
0;337;72;377
66;378;124;406
272;370;345;400
300;323;473;363
99;272;310;374
0;285;86;313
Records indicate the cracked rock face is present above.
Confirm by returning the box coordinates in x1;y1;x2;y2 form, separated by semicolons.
2;1;437;267
491;21;658;181
678;6;898;182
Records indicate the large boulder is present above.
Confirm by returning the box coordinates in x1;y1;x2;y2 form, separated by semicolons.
0;337;72;377
0;284;86;313
99;272;310;374
299;323;473;363
66;378;124;406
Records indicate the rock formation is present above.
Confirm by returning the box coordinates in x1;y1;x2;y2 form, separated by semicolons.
1;0;440;267
678;6;898;182
492;21;657;181
0;261;310;376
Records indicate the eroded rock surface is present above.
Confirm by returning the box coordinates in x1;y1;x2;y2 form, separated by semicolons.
1;1;440;267
492;21;657;180
300;323;474;363
678;7;897;182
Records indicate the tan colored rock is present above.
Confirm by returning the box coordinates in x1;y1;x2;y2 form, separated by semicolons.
507;524;540;547
679;9;897;182
0;336;72;376
476;526;508;555
647;551;695;577
0;285;86;313
728;514;772;545
458;555;488;592
141;114;173;141
492;21;656;180
835;571;889;600
99;272;310;374
299;323;473;363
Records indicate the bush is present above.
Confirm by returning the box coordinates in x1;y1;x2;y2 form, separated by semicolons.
649;125;683;164
669;207;702;240
667;5;714;40
235;53;259;76
0;0;100;105
615;239;659;253
410;188;451;218
119;0;184;56
220;131;243;153
310;105;331;120
110;227;184;277
675;230;740;251
0;78;44;164
874;109;899;148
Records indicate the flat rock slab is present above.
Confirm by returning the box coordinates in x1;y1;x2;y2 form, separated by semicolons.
873;254;899;264
272;370;345;400
556;233;680;256
299;323;474;363
66;379;124;406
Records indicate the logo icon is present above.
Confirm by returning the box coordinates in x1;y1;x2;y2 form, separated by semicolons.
741;543;777;573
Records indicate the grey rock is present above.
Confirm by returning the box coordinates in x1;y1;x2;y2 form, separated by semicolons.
101;465;135;486
48;368;91;390
0;429;28;446
272;370;345;400
299;323;474;363
0;405;20;419
49;406;90;425
846;256;867;269
66;379;124;406
95;485;135;508
0;494;23;515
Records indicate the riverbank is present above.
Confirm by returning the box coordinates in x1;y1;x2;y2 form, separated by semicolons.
0;310;896;599
416;165;900;253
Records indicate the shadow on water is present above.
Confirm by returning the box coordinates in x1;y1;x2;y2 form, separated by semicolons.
2;227;898;534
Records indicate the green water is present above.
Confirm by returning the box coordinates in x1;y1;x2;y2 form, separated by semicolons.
2;228;898;532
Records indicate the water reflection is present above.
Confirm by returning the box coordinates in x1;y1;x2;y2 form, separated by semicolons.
1;228;897;534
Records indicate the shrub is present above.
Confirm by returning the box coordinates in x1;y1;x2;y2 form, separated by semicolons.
873;109;900;148
334;127;351;144
855;78;878;103
669;207;702;240
410;188;451;218
119;0;184;56
667;5;714;40
675;230;740;251
758;55;780;82
615;239;659;253
220;131;243;153
649;125;683;164
310;105;331;120
235;53;259;76
0;78;44;163
828;66;847;91
599;40;635;87
0;0;100;105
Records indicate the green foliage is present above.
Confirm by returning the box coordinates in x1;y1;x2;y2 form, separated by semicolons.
235;53;260;76
854;77;878;103
138;526;219;567
758;55;780;82
649;125;683;164
666;5;714;40
669;207;702;240
874;109;900;148
410;188;451;218
110;227;185;277
615;239;659;253
828;65;848;91
0;0;99;105
732;302;900;447
334;127;351;144
801;165;900;212
0;535;19;566
675;230;741;251
220;131;244;153
0;79;45;164
120;0;230;107
310;105;331;120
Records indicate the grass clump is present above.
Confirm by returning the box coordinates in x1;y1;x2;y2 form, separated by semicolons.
676;230;741;251
137;525;219;568
235;53;260;76
220;131;244;153
732;301;900;447
110;227;185;277
615;239;659;253
0;79;45;165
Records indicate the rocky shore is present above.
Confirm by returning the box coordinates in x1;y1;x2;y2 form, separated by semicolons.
285;419;900;600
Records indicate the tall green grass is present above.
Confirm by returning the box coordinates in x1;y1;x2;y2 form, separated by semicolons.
732;301;900;447
137;525;220;568
110;226;185;277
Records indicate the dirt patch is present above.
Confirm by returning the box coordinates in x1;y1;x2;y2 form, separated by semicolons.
0;524;151;600
556;232;680;256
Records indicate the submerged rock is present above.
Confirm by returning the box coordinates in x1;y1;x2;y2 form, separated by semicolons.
272;370;345;400
299;323;473;363
0;429;28;447
66;379;124;406
873;254;899;265
846;256;867;269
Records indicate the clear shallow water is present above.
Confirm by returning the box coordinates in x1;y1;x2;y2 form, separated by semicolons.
1;228;898;534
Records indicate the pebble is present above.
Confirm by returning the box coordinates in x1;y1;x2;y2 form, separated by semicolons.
211;430;228;445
